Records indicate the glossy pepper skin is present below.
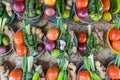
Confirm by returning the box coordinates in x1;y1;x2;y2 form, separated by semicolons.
88;0;103;21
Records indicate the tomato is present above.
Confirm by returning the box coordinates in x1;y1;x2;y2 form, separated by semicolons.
15;0;25;2
9;69;22;80
46;28;59;41
14;31;24;45
102;0;110;13
109;28;120;41
77;32;87;43
102;12;112;22
16;45;28;57
112;40;120;52
78;70;90;80
76;0;88;9
107;65;120;79
45;66;59;80
44;0;56;7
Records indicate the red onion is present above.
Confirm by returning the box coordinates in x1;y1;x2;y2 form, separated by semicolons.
76;8;88;20
12;1;25;13
0;46;7;54
44;7;56;17
77;43;86;53
37;43;44;53
16;16;23;21
45;40;55;51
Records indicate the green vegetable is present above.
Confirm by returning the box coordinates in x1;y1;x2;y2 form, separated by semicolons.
62;9;70;19
35;0;41;15
32;72;39;80
57;71;64;80
88;0;102;21
51;49;60;58
90;72;102;80
95;44;103;53
110;0;120;14
63;71;68;80
0;3;5;17
22;55;28;72
2;35;10;46
27;56;34;72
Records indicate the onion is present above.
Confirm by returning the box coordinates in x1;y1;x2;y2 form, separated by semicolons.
77;43;86;53
76;8;88;20
44;7;56;17
16;16;23;21
45;40;55;51
37;43;44;52
0;46;7;54
12;1;25;13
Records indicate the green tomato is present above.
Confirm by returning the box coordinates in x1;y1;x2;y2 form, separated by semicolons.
62;9;70;19
73;14;80;22
2;35;10;46
51;49;60;58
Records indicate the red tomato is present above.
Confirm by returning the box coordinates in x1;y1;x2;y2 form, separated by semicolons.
78;70;90;80
45;66;59;80
16;45;28;57
76;0;88;9
109;28;120;41
9;69;22;80
112;40;120;52
15;0;25;2
14;31;24;45
77;32;87;43
107;65;120;79
102;0;110;12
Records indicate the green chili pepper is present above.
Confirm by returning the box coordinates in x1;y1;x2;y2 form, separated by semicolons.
32;72;39;80
63;71;68;80
90;72;102;80
22;55;28;72
57;71;64;80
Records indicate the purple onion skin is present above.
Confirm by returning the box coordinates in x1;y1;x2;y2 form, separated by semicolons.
0;46;7;54
12;1;25;13
44;7;56;17
45;40;55;51
77;43;87;53
37;43;44;53
76;8;88;20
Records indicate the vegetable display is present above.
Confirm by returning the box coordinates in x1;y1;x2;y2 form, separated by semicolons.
77;25;104;56
45;18;77;59
0;18;14;58
107;18;120;53
44;0;74;23
13;19;45;58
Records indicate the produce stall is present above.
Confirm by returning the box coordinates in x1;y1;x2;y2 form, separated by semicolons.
0;0;120;80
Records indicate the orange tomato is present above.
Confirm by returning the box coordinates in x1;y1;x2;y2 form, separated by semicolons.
78;70;90;80
9;69;22;80
102;0;110;13
44;0;56;7
109;28;120;41
112;40;120;52
46;28;59;41
45;66;59;80
76;0;88;9
16;45;28;57
14;31;24;45
107;65;120;79
77;32;87;43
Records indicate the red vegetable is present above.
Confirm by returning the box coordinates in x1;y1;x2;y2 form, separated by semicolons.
12;1;25;13
45;40;55;51
37;43;44;52
15;0;25;2
44;7;56;17
76;8;88;20
77;43;87;53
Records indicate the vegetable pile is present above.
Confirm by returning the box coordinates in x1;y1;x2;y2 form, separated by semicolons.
75;0;120;23
45;18;77;59
44;0;73;22
0;17;14;56
13;19;45;58
77;25;104;56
